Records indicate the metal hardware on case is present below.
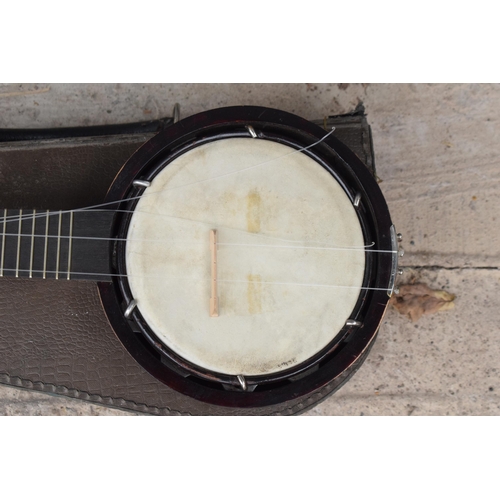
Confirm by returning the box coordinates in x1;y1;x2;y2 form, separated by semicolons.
346;319;363;327
246;125;258;138
237;375;247;391
399;248;405;257
173;103;180;124
353;193;361;208
398;268;404;275
397;233;403;242
133;180;151;188
124;299;138;319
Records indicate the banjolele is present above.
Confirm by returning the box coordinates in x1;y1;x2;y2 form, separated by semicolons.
0;106;400;414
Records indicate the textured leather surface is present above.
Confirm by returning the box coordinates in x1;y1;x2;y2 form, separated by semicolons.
0;134;147;210
0;118;376;415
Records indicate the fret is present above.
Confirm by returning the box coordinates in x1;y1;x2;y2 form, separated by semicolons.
45;211;62;279
15;209;22;278
32;210;50;279
55;210;62;279
29;209;36;278
2;209;22;277
57;212;70;279
0;209;5;277
67;210;74;280
14;209;35;279
43;210;49;279
30;210;47;278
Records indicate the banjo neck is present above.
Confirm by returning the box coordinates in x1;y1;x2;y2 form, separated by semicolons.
0;209;114;281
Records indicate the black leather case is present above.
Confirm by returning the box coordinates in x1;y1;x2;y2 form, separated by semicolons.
0;110;375;415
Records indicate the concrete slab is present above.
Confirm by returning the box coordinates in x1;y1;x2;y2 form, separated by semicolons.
307;268;500;415
0;83;499;415
0;385;137;416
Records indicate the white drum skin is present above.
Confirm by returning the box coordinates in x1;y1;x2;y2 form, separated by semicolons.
125;138;365;376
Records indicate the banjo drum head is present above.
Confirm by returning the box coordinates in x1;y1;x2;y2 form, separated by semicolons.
100;106;396;410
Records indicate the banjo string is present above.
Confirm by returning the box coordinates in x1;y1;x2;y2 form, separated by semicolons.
0;267;394;292
0;231;397;254
0;205;398;255
1;127;397;254
1;128;337;224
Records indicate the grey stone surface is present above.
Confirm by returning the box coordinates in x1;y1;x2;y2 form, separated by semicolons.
0;385;137;416
308;268;500;416
0;83;498;415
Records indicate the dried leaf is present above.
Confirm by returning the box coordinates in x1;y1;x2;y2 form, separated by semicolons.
390;283;456;322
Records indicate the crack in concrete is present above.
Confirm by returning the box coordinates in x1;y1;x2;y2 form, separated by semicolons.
402;265;500;271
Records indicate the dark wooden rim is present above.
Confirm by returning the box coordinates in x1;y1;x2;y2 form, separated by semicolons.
98;106;394;408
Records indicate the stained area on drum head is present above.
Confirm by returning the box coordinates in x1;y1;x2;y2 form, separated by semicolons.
125;138;366;377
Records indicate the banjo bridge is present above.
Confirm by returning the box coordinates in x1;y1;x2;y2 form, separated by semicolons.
210;229;218;317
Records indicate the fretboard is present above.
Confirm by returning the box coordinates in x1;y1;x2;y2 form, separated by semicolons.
0;209;114;281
